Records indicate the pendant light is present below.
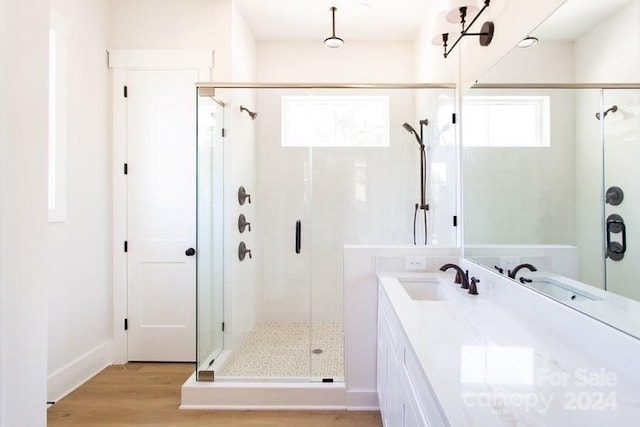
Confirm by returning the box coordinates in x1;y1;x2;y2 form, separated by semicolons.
324;7;344;48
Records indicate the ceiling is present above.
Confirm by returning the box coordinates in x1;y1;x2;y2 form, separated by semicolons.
533;0;632;41
235;0;635;45
235;0;440;42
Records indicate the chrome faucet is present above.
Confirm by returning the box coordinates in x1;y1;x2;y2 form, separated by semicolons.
508;263;537;279
439;263;469;290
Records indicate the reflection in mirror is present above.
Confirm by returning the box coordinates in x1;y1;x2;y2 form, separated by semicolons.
462;0;640;339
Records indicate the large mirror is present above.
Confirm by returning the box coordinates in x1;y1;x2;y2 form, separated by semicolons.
463;0;640;338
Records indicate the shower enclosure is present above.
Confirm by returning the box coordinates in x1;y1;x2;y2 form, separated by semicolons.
195;85;456;382
602;89;640;302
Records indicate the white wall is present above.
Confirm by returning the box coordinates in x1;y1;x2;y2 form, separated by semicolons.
0;0;49;424
413;3;458;84
459;0;567;87
47;0;112;403
109;0;232;80
575;1;640;83
257;41;414;83
479;41;574;83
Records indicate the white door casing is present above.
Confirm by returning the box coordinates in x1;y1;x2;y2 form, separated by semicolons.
109;50;212;363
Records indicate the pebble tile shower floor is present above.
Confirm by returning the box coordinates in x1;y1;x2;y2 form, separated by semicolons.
218;322;344;381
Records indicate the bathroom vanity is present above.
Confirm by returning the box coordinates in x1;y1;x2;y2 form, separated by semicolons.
376;266;640;427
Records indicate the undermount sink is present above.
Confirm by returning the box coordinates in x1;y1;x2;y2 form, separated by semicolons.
526;278;603;302
398;278;455;301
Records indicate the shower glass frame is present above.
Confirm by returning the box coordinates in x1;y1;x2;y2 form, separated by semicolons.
195;90;226;380
195;83;457;382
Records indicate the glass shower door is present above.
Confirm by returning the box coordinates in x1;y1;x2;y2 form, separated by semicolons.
195;93;225;377
603;89;640;302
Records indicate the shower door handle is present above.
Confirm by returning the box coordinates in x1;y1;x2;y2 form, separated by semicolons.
606;214;626;261
295;220;301;254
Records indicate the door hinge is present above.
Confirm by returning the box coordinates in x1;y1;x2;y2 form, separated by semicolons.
124;86;128;98
221;128;226;138
124;241;128;252
221;322;225;332
124;163;128;175
453;215;458;227
124;318;128;331
452;113;456;124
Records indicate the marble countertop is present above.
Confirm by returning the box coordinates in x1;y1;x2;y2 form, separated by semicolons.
378;272;640;427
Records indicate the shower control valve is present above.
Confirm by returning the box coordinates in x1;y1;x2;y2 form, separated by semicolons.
238;214;252;233
238;241;252;261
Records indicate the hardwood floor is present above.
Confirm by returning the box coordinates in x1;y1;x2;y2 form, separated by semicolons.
48;363;382;426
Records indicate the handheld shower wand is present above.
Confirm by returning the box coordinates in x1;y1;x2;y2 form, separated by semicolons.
402;119;429;245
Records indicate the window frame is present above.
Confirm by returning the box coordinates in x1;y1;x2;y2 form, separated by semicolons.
462;95;551;148
281;95;390;148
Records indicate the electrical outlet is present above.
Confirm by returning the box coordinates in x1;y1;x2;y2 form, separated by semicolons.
500;256;521;273
406;256;426;271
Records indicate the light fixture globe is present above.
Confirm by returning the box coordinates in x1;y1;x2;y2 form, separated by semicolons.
446;0;480;23
517;36;539;48
324;36;344;48
431;11;459;45
324;6;344;48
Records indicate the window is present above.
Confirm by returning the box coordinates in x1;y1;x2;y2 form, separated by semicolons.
48;12;69;222
281;96;390;147
462;96;550;147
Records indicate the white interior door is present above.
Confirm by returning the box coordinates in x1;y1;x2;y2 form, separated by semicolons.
126;68;198;361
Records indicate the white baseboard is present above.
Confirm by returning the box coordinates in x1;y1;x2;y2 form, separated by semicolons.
346;389;379;411
47;341;111;403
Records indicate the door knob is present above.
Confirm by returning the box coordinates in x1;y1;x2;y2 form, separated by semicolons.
185;248;196;256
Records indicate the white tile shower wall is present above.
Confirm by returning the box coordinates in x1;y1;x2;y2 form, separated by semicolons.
255;88;438;324
414;89;458;246
223;5;258;351
575;89;605;288
464;89;577;246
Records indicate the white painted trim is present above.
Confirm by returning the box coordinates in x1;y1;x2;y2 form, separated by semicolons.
346;390;379;411
110;50;212;363
108;50;213;70
181;405;348;411
47;342;111;403
111;66;128;364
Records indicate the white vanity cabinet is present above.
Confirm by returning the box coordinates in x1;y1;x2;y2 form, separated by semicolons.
377;286;448;427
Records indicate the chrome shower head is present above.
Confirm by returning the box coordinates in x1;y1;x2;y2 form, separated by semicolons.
240;105;258;120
